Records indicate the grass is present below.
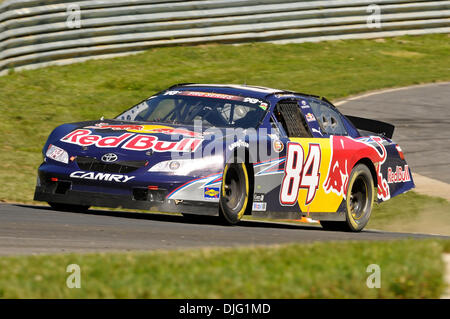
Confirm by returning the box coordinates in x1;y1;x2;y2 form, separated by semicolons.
0;239;448;298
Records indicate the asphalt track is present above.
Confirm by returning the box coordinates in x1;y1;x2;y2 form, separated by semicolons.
0;204;446;256
0;83;449;255
336;82;450;183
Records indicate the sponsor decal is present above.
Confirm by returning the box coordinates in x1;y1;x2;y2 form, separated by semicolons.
323;136;390;201
61;129;202;152
228;140;249;151
387;165;411;184
165;90;244;102
253;193;265;202
167;173;222;200
305;113;316;122
70;171;135;183
273;140;284;153
164;91;268;109
252;202;267;212
85;123;143;131
204;187;220;199
101;153;118;163
300;100;310;109
275;93;296;98
84;123;202;138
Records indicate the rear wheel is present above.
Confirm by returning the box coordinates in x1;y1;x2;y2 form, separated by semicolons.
219;162;250;225
48;202;90;213
321;164;374;232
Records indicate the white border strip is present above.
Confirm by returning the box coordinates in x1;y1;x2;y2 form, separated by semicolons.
334;81;450;106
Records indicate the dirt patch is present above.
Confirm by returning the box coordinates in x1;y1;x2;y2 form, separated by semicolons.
380;50;425;58
376;209;450;236
412;173;450;202
442;254;450;299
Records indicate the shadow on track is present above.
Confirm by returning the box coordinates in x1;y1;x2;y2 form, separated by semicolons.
16;204;323;231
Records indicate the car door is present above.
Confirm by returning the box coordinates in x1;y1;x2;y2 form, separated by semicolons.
275;98;350;214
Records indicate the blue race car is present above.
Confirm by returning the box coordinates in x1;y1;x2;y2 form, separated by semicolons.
34;84;414;231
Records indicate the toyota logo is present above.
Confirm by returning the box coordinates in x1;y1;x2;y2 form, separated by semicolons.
101;153;118;163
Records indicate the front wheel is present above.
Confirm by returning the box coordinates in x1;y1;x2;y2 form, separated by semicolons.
219;162;251;225
321;164;375;232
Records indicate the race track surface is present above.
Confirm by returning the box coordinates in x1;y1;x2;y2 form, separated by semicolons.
337;82;450;183
0;204;446;256
0;83;448;255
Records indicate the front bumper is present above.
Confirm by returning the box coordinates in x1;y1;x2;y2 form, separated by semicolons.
34;185;218;215
34;162;219;215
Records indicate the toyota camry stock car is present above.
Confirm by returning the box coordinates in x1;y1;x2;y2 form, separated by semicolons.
34;84;414;231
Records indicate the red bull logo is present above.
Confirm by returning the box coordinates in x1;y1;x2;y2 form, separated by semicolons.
84;123;202;138
323;136;390;201
61;129;202;152
387;165;411;184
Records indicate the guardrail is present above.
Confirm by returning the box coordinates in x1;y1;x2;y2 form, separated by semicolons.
0;0;449;75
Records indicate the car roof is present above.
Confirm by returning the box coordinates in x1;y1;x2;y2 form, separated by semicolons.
166;83;324;107
170;83;288;99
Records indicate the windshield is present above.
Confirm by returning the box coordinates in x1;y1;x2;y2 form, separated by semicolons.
115;90;269;128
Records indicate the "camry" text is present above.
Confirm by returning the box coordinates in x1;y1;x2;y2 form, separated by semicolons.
70;171;135;183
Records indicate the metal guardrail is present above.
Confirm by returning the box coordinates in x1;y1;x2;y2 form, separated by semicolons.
0;0;449;75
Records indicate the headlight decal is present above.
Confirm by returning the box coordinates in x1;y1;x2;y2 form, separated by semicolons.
45;144;69;164
148;155;223;175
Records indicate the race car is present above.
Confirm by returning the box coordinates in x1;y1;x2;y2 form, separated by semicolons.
34;83;415;231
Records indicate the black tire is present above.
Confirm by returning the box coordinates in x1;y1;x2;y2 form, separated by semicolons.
219;162;251;225
321;164;375;232
48;202;90;213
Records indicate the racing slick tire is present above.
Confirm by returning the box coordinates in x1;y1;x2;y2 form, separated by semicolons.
321;164;375;232
48;202;90;213
219;162;251;225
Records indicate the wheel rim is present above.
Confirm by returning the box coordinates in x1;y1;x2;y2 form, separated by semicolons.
223;164;245;212
349;175;369;220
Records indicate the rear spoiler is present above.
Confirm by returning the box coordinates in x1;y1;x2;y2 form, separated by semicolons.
345;115;395;139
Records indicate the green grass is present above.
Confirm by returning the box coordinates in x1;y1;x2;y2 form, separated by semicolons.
0;34;449;204
0;239;447;298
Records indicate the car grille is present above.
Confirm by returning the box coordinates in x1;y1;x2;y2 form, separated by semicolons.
76;156;147;174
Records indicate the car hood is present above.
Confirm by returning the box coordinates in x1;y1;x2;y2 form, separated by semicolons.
44;120;231;163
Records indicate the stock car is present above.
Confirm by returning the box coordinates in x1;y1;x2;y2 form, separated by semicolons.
34;84;415;232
